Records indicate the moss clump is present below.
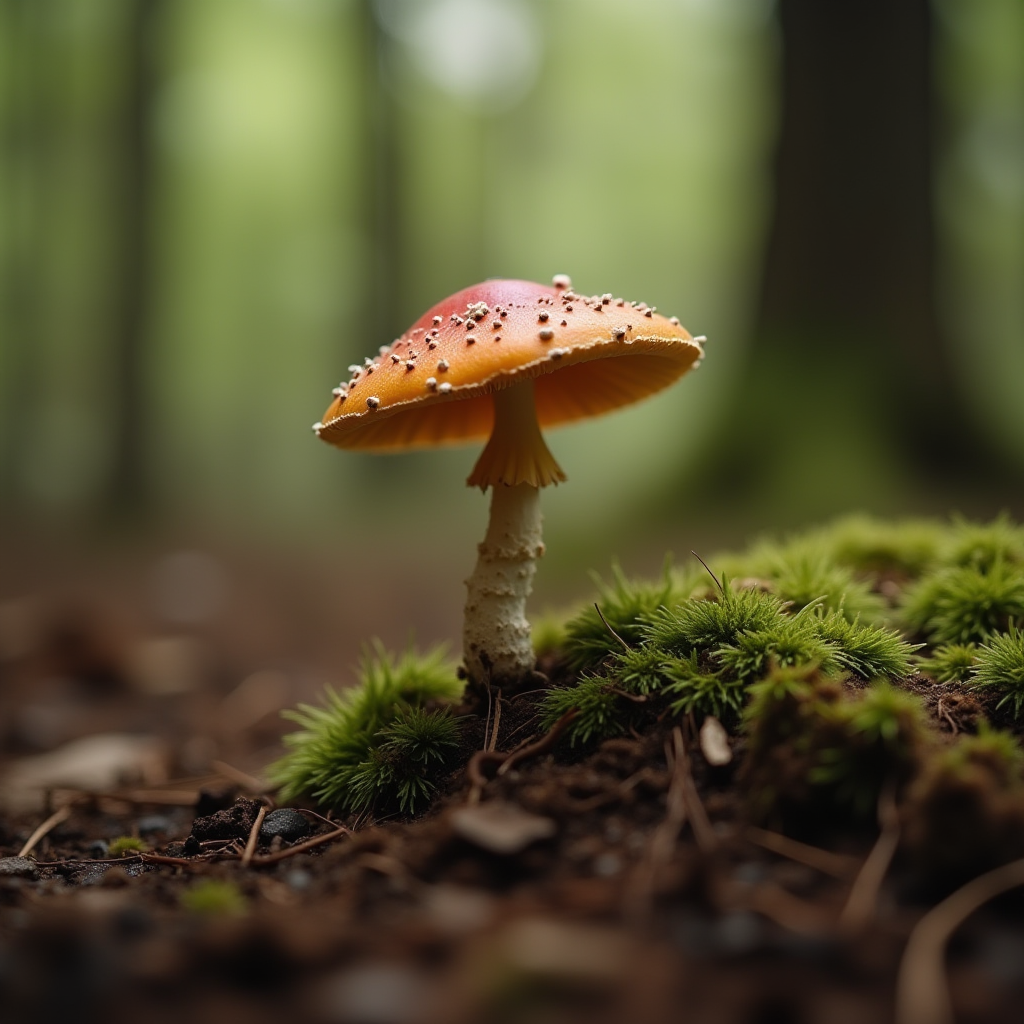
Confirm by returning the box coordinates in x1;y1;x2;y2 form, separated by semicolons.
900;561;1024;645
563;561;687;671
918;643;978;683
943;513;1024;573
814;610;918;680
740;667;930;819
904;726;1024;884
539;677;625;746
816;515;945;578
180;879;247;916
971;626;1024;718
269;642;463;815
107;836;148;856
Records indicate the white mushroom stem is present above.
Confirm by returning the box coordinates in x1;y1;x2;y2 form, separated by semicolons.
463;482;544;684
463;381;565;684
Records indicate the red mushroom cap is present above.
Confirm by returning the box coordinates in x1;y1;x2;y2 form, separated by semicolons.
315;277;703;452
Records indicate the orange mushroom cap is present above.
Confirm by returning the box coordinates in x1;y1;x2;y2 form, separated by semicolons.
314;277;703;452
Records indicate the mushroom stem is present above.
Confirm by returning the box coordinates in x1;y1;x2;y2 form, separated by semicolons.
464;481;545;685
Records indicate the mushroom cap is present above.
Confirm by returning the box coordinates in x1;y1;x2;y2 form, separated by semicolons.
315;277;704;452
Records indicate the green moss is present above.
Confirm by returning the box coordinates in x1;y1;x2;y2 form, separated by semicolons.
538;677;624;746
269;642;463;814
918;643;978;683
972;626;1024;717
714;608;838;683
901;561;1024;644
663;652;745;719
642;582;785;656
815;515;944;578
943;513;1024;573
107;836;147;856
563;560;686;671
814;610;918;680
180;879;247;916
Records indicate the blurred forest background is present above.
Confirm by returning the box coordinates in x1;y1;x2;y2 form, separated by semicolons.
1;0;1023;692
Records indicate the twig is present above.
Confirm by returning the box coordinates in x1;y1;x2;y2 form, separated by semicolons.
745;825;859;881
895;856;1024;1024
211;760;268;792
249;824;349;866
140;852;200;867
487;689;503;753
595;603;630;651
241;804;268;868
691;550;723;594
839;783;901;935
497;709;577;776
625;727;689;924
19;805;72;858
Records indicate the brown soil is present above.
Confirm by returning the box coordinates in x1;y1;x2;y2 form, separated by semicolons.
3;598;1024;1023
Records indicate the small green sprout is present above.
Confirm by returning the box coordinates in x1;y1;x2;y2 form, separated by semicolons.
269;642;463;815
107;836;147;856
180;879;247;916
563;560;685;671
918;643;977;683
971;626;1024;717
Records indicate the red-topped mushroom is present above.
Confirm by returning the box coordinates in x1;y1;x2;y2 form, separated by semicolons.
315;276;705;684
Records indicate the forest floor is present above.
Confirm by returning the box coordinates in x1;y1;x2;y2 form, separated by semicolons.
4;524;1024;1024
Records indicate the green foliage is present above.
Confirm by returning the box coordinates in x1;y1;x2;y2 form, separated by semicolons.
972;626;1024;717
939;723;1024;784
531;610;569;658
107;836;147;856
714;608;837;683
918;643;978;683
563;561;685;671
741;667;929;818
815;515;944;577
269;642;463;815
611;644;673;695
663;652;745;718
943;514;1024;573
538;677;624;746
642;582;784;656
814;610;918;680
901;561;1024;644
180;880;247;916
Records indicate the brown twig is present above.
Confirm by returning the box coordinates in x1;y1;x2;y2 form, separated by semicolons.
487;689;503;752
595;603;630;650
241;804;268;868
895;856;1024;1024
249;824;349;866
497;709;578;776
745;825;859;881
839;783;901;935
18;805;72;858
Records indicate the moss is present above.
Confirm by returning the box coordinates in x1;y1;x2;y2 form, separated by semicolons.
901;561;1024;644
538;677;625;746
180;880;248;916
107;836;147;856
814;610;918;680
943;513;1024;573
971;626;1024;718
814;515;944;578
563;560;687;671
918;643;978;683
663;652;745;719
714;608;838;683
269;642;463;815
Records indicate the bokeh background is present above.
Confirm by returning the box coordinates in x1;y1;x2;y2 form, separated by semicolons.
1;0;1023;739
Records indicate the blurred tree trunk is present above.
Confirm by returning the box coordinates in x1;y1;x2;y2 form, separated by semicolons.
354;0;405;354
727;0;1006;497
105;0;161;520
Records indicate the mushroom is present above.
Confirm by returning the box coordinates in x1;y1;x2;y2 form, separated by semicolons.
315;277;705;685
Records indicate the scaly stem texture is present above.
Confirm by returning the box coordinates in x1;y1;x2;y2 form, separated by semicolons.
464;482;544;684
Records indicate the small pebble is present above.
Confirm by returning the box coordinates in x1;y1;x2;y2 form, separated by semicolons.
0;857;38;880
260;808;311;843
87;839;110;859
137;815;174;836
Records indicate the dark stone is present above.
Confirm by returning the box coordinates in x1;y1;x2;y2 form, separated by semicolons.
183;835;202;857
259;808;310;843
189;798;260;843
0;857;38;880
87;840;109;859
194;786;238;818
137;815;173;836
